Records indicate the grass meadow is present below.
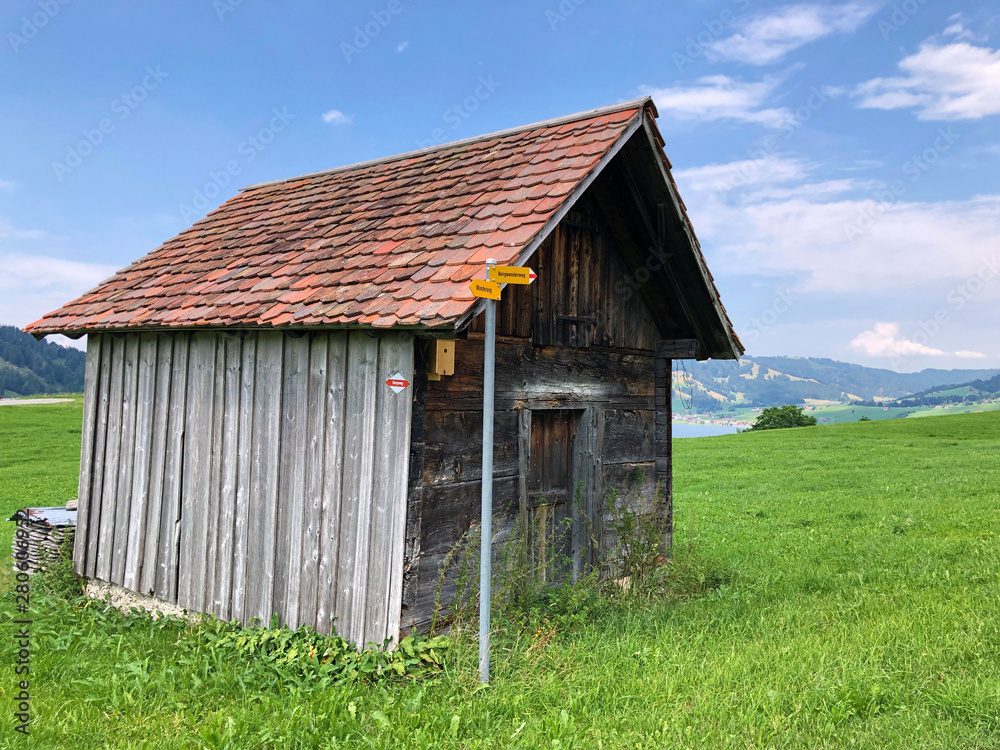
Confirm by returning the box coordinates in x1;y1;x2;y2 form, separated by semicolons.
1;403;998;748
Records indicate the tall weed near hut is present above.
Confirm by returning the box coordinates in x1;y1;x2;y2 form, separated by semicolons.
602;480;666;592
430;506;597;637
430;471;724;637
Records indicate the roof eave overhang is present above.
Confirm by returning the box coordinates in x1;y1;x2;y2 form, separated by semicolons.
636;117;744;360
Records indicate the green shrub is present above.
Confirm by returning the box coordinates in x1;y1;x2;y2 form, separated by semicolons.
744;404;818;431
206;620;450;687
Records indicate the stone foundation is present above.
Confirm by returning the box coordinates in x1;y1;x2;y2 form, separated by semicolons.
85;579;203;623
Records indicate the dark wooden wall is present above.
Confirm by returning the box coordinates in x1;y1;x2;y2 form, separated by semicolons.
402;198;670;634
469;210;659;350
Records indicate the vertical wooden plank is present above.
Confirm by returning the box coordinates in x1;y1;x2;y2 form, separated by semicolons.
316;332;348;635
111;334;141;585
572;407;599;577
515;282;532;339
567;227;581;347
604;234;619;348
337;331;379;646
73;335;102;576
516;407;531;582
85;335;113;579
498;278;514;336
139;335;173;595
601;233;616;347
517;409;530;521
654;353;673;551
594;407;606;565
570;411;584;582
550;226;565;345
177;332;216;611
245;331;284;626
95;335;125;582
592;229;602;345
400;345;428;627
156;333;188;602
230;333;257;624
274;333;311;628
581;226;597;348
298;333;329;630
366;332;415;645
212;335;243;620
533;232;551;346
122;334;157;591
203;335;228;616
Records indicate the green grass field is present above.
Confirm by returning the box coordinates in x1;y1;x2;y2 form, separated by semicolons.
1;405;999;748
810;402;1000;424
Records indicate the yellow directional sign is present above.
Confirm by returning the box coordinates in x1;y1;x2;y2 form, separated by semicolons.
489;265;537;285
469;279;501;300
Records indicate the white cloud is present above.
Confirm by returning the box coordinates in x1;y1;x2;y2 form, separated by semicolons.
0;219;46;241
942;15;976;42
674;154;809;192
673;155;1000;296
0;253;114;291
643;75;794;127
0;252;118;336
850;323;986;359
396;41;410;53
853;34;1000;120
745;178;869;202
820;85;849;98
0;178;15;190
321;109;354;125
674;155;869;200
850;323;946;357
710;3;880;65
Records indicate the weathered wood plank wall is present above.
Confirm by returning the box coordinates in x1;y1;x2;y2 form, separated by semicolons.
469;211;659;351
403;199;667;633
75;329;414;648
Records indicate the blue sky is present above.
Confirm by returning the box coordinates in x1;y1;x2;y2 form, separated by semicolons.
2;0;999;372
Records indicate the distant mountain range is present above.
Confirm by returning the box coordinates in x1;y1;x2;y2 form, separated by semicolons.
673;356;1000;413
0;325;85;396
886;372;1000;409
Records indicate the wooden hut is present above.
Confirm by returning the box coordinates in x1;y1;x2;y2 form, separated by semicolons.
26;97;743;647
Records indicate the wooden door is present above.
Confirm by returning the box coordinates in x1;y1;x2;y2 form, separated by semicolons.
527;410;576;582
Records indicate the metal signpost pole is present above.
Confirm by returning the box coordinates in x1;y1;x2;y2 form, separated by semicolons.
479;259;497;684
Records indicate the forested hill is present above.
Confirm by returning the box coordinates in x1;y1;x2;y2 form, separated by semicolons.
0;325;86;396
673;356;1000;413
888;371;1000;408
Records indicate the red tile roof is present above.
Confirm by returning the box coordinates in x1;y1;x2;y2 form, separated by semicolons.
27;100;655;335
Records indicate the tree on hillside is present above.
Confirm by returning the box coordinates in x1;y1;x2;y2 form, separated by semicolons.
744;404;817;432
